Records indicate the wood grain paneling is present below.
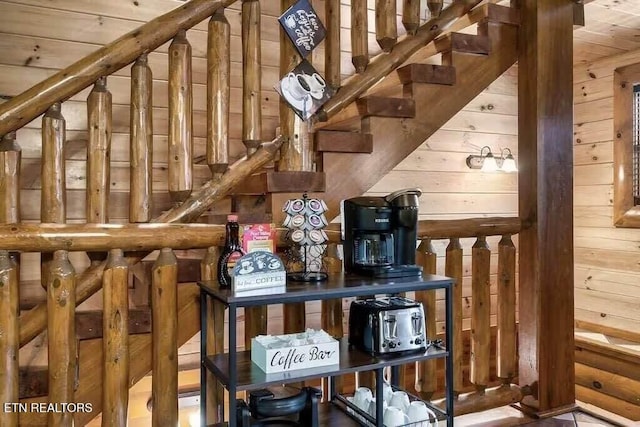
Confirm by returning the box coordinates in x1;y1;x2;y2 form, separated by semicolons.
573;44;640;338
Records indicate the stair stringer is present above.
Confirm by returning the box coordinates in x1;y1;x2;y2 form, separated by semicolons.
321;22;518;217
19;284;200;426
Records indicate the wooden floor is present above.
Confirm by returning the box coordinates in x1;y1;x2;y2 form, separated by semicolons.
455;405;633;427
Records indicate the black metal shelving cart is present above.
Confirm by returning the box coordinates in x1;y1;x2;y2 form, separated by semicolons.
198;273;455;427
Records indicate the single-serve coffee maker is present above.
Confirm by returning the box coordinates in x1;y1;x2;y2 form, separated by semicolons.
342;188;422;278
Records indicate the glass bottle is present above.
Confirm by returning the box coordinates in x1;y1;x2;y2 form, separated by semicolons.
217;214;245;288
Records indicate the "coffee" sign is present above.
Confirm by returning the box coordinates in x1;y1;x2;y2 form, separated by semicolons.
278;0;326;58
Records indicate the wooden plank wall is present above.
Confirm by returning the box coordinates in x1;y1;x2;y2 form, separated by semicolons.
573;49;640;335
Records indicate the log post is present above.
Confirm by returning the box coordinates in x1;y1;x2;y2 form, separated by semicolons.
516;0;576;411
497;234;516;384
376;0;397;52
42;102;66;224
470;236;491;392
151;248;178;427
0;251;19;427
278;0;313;172
87;77;112;223
415;239;437;399
200;247;225;424
317;0;482;122
0;132;20;224
351;0;369;73
207;10;230;178
0;134;19;427
102;249;129;427
322;244;344;394
402;0;421;35
242;0;262;156
445;238;464;395
325;0;341;88
130;54;153;223
47;250;76;427
428;0;444;18
41;102;67;288
168;30;194;204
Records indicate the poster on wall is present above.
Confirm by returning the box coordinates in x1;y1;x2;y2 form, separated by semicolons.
275;59;335;121
278;0;326;58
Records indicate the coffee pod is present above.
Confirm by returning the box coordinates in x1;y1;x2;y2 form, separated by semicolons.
308;214;328;229
282;199;291;213
291;214;305;228
307;198;326;214
283;215;293;228
289;199;305;214
291;229;305;243
309;229;325;244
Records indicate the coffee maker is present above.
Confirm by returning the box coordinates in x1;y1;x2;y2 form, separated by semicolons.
342;188;422;278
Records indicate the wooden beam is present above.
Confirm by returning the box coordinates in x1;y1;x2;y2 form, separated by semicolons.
516;0;576;412
241;0;262;156
418;217;522;239
76;309;151;341
0;0;238;136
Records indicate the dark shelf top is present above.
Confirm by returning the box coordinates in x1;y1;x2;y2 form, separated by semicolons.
207;400;361;427
198;273;453;307
203;338;448;391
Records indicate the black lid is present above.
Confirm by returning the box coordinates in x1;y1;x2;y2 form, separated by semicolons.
384;188;422;207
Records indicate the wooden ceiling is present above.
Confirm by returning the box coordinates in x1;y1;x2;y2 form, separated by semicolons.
575;0;640;64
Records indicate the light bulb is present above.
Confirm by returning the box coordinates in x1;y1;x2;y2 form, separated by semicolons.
501;155;518;172
481;153;498;172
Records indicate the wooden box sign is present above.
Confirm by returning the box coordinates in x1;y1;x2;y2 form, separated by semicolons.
232;252;286;293
251;330;339;373
278;0;325;58
276;60;336;121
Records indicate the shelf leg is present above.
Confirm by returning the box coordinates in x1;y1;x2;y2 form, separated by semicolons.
375;369;384;427
200;291;207;427
445;284;455;425
229;303;238;427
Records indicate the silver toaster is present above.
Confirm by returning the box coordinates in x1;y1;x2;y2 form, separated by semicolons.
348;297;427;355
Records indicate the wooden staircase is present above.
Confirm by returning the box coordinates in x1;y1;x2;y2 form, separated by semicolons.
314;15;518;216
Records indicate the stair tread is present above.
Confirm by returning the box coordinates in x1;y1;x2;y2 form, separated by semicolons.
317;96;415;131
315;130;373;153
232;171;325;194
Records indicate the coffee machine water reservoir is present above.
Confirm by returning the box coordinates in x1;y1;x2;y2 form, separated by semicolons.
342;188;423;278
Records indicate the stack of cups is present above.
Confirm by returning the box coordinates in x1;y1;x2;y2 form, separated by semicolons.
350;384;437;426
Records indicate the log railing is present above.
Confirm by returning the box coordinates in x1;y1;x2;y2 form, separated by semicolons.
415;217;529;416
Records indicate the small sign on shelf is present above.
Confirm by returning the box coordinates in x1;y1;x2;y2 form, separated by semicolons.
232;251;286;293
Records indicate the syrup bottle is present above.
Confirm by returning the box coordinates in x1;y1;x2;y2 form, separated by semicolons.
217;214;245;288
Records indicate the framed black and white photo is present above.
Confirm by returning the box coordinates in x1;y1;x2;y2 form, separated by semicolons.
275;60;335;121
278;0;326;58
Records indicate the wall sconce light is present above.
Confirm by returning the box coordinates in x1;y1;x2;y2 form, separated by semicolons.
466;146;518;173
